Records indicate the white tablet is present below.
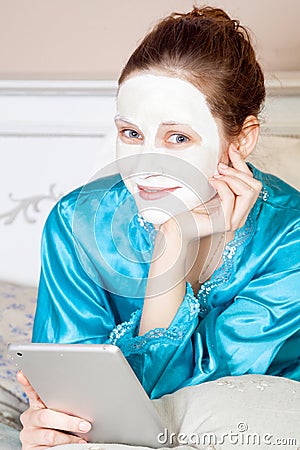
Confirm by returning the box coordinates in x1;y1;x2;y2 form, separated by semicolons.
8;343;168;447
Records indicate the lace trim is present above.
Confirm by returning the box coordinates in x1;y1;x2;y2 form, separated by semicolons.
108;309;141;344
258;187;269;202
136;214;156;245
108;283;199;354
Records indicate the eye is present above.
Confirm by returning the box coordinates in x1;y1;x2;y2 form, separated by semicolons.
120;129;143;141
167;134;190;144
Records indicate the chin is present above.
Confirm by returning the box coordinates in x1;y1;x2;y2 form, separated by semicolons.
139;209;172;225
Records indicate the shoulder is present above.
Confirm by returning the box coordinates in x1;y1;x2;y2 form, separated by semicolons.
244;162;300;272
45;173;127;228
247;162;300;210
247;161;300;214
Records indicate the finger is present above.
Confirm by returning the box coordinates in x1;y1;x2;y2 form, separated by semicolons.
16;371;46;409
192;193;221;214
21;407;92;434
20;427;87;447
208;178;235;231
227;143;253;174
218;161;263;192
212;174;259;197
211;175;259;229
20;446;54;450
192;202;220;215
24;447;51;450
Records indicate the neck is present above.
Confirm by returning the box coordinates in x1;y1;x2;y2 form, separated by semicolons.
185;231;235;294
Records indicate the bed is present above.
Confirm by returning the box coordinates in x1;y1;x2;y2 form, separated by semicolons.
0;74;299;449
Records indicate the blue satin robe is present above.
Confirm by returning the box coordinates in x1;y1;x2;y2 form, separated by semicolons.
32;162;300;399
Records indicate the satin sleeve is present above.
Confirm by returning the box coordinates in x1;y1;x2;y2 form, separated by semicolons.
215;222;300;374
108;222;300;399
32;199;116;344
107;282;207;398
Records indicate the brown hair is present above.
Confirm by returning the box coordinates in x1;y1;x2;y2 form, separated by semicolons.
118;6;265;138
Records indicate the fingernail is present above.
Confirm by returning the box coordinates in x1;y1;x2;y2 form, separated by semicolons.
79;440;87;444
218;162;228;169
213;174;223;178
79;421;92;432
230;144;240;153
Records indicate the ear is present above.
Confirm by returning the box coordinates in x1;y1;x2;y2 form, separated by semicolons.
236;115;260;158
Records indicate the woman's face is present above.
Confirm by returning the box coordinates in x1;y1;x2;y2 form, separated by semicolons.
115;72;224;224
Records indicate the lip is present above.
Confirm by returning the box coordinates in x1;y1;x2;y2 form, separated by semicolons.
137;184;180;192
137;184;180;200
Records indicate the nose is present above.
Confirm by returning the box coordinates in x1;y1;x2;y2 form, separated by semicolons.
145;174;159;180
143;139;164;154
132;152;167;176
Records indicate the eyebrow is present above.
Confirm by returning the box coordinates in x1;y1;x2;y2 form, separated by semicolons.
160;121;186;126
114;115;190;128
114;114;134;124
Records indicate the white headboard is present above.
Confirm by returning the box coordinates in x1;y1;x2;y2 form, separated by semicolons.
0;80;118;286
0;74;299;286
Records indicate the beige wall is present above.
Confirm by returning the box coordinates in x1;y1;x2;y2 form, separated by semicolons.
0;0;299;80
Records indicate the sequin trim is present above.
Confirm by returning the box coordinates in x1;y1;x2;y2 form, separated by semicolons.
258;187;269;202
108;309;141;344
108;284;198;354
136;213;157;244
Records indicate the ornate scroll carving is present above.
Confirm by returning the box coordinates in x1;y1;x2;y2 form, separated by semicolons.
0;184;63;225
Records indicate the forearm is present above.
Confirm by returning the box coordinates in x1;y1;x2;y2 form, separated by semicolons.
138;229;187;335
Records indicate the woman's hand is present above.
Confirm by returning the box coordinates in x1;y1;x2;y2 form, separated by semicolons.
17;371;92;449
160;143;263;243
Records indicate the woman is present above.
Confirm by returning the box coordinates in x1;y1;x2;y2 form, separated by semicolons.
17;6;300;448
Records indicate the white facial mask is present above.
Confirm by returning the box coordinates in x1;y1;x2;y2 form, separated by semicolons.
116;74;220;224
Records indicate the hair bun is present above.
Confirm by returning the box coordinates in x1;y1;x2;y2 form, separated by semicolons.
174;6;240;31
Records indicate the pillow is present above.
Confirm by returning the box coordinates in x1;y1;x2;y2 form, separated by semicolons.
53;374;300;450
153;374;300;448
0;281;37;403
